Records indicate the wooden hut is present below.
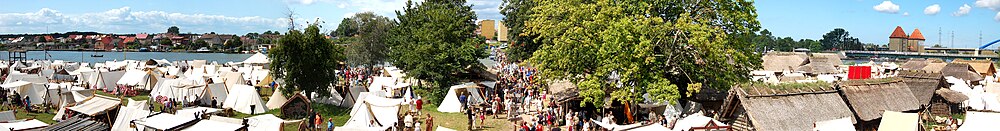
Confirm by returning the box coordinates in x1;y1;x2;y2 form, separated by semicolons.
718;82;855;131
896;70;946;107
840;78;922;128
951;59;997;77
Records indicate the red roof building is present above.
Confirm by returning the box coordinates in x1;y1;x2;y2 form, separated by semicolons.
136;33;149;40
909;29;925;40
889;26;908;39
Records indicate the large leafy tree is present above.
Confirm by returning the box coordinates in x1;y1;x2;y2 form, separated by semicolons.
335;12;396;68
500;0;540;61
820;28;863;51
388;0;487;105
167;26;180;34
270;23;345;97
524;0;760;107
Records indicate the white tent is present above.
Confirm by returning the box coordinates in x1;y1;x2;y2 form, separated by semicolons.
92;71;125;91
221;72;245;90
117;70;158;90
0;111;14;121
223;84;266;114
133;113;197;131
243;53;269;64
150;78;205;102
111;102;152;131
182;119;245;131
0;119;48;131
958;111;1000;131
877;111;918;131
671;113;727;131
437;82;485;113
1;81;46;105
201;83;228;106
265;88;288;110
67;95;121;116
247;114;283;131
340;93;401;130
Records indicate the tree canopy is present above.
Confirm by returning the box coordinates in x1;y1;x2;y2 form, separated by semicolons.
168;26;180;34
522;0;760;107
336;12;396;68
820;28;864;51
269;23;345;97
388;0;487;105
501;0;540;62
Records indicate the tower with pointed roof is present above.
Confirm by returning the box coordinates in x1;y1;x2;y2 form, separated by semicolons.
908;29;926;52
889;26;908;52
888;26;926;52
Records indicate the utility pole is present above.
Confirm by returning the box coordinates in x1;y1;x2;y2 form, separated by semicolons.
939;27;942;47
951;31;955;48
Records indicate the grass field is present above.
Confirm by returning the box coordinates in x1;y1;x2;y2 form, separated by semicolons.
422;105;516;131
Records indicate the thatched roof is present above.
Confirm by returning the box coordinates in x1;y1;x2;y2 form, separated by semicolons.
899;59;928;70
812;53;843;66
840;78;921;121
941;63;983;82
547;80;579;102
731;82;855;131
935;88;968;103
762;52;808;72
951;59;996;75
797;56;839;74
922;63;947;73
897;70;944;106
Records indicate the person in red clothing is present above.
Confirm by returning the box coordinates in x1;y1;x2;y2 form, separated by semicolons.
416;99;423;111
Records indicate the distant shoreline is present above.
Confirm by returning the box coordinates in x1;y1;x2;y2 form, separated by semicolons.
13;49;250;54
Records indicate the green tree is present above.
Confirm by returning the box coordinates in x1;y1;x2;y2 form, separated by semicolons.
523;0;760;107
194;40;209;49
337;12;396;68
225;36;243;49
168;26;180;34
501;0;540;61
820;28;863;50
388;0;487;105
270;23;345;97
159;39;172;46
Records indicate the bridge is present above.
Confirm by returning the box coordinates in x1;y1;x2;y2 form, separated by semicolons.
842;51;999;61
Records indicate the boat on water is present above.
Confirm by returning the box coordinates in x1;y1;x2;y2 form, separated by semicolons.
196;47;211;53
91;54;103;57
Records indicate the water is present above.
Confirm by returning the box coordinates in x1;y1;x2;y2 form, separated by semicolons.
0;51;253;64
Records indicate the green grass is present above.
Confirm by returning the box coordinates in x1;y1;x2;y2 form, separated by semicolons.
422;105;516;131
13;108;57;124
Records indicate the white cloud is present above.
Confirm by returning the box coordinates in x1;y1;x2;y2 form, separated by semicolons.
902;12;909;16
337;3;347;8
469;0;503;20
0;7;285;33
873;1;900;14
924;4;940;15
286;0;317;5
954;4;972;16
976;0;1000;11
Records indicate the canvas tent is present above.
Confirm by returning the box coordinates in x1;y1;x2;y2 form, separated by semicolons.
877;111;918;131
265;88;288;110
110;101;152;131
339;92;402;131
812;117;855;131
958;111;1000;131
90;71;125;91
243;53;269;64
116;70;158;90
182;119;245;131
200;83;228;106
0;111;14;122
133;113;197;131
67;95;121;116
247;114;283;131
437;82;485;113
223;84;266;114
0;120;49;131
1;81;47;105
151;78;205;102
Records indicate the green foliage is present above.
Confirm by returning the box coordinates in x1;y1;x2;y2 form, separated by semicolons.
820;28;864;50
523;0;760;107
225;36;243;49
270;24;346;97
501;0;540;62
388;0;488;105
751;29;823;52
159;39;172;46
337;12;396;67
168;26;180;34
194;40;209;49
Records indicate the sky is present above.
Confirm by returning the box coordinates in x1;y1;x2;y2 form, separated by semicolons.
2;0;999;48
0;0;502;35
757;0;1000;48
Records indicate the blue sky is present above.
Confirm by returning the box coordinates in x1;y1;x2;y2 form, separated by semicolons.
757;0;1000;48
2;0;999;48
0;0;501;35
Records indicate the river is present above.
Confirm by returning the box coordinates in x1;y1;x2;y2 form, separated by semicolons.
0;51;253;64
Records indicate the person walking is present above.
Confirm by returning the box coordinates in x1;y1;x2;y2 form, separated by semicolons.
425;114;434;131
308;110;317;130
315;113;323;131
326;118;334;131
